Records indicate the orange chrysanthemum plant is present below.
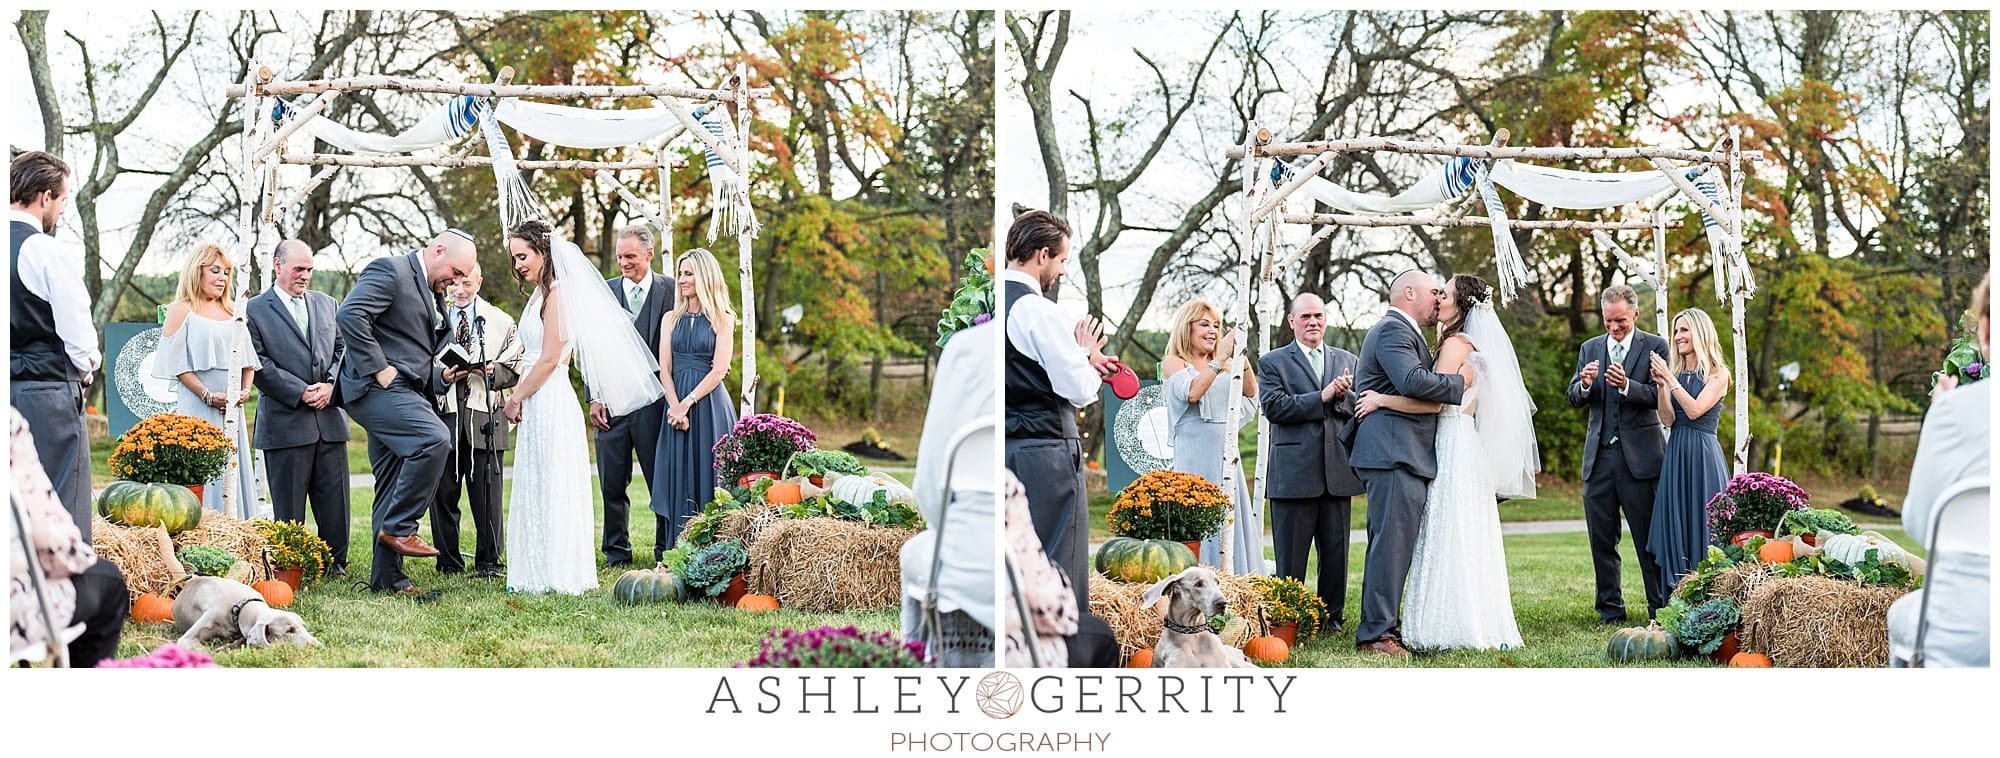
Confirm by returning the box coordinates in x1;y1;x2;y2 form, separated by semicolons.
109;413;233;486
1106;470;1230;542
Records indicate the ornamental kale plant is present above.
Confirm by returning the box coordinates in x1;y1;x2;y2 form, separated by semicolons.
1777;508;1858;538
935;248;993;348
740;626;927;668
1672;598;1741;655
714;414;817;483
1706;472;1811;539
682;539;748;597
176;545;236;577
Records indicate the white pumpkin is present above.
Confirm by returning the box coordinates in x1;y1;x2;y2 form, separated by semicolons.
1820;532;1909;567
826;472;916;508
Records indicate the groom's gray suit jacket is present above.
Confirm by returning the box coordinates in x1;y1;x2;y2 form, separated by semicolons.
1343;309;1464;479
336;251;446;401
1258;341;1366;498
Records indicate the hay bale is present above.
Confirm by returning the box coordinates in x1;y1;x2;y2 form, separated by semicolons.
1087;572;1266;660
90;517;184;597
1741;575;1911;667
91;510;272;598
677;502;782;551
170;509;271;585
1698;562;1777;607
745;517;915;612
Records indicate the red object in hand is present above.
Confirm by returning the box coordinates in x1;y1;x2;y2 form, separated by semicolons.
1103;360;1140;400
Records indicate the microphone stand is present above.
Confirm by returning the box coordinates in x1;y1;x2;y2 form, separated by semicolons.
475;312;496;453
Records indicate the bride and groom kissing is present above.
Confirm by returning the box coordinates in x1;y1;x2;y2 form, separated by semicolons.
1279;270;1539;657
338;222;680;599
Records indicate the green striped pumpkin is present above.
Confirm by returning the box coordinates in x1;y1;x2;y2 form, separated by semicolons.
96;480;203;534
613;567;689;605
1094;537;1197;584
1606;623;1679;664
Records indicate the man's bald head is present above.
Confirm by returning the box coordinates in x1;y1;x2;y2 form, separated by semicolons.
423;228;479;289
273;240;315;297
1389;269;1444;328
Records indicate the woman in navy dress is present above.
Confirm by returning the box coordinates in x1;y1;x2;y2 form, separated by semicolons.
1646;308;1732;591
651;247;738;552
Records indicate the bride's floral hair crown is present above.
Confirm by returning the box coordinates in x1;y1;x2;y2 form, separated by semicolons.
1449;274;1493;308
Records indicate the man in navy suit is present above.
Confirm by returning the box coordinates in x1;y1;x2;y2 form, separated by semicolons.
247;240;351;575
590;224;673;566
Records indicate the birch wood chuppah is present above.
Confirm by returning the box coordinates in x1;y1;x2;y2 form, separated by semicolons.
1197;123;1760;572
209;62;775;518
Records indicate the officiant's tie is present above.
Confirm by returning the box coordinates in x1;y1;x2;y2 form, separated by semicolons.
457;310;473;348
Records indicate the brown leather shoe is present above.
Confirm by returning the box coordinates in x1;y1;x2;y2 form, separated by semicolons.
1356;638;1412;656
377;531;441;557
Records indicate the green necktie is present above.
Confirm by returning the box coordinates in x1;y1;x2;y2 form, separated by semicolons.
1308;347;1322;384
628;282;645;318
1610;340;1626;367
288;295;307;339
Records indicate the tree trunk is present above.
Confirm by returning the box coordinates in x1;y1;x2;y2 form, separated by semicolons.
14;11;62;160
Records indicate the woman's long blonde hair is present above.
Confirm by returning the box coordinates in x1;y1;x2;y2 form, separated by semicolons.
1164;299;1223;365
174;241;236;315
665;247;737;330
1671;308;1728;378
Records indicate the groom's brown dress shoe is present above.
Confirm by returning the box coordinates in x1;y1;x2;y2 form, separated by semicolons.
377;531;441;557
1356;638;1412;656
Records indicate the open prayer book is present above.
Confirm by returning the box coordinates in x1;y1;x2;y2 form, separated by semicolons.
435;343;489;372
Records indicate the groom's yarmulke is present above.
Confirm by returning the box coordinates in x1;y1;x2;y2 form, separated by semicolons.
444;227;476;242
1103;360;1140;400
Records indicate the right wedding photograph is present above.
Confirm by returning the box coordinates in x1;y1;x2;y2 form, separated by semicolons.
997;9;1990;668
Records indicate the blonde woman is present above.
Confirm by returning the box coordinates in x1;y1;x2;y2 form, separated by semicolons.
652;247;739;550
1646;308;1732;589
1160;298;1261;575
153;242;266;518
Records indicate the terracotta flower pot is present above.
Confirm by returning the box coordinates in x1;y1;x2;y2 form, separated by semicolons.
1708;631;1742;664
275;567;304;591
187;483;205;502
737;472;778;488
1271;622;1298;648
1800;533;1817;547
1182;541;1202;561
717;574;750;607
809;475;824;487
1730;530;1772;548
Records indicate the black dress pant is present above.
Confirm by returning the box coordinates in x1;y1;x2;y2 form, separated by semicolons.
1270;495;1352;628
1583;445;1666;619
432;413;505;573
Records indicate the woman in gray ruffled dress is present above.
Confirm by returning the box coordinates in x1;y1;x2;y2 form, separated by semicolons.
1160;298;1262;575
153;241;267;520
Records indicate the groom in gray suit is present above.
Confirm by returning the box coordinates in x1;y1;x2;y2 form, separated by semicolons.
1346;270;1464;655
1258;293;1365;632
247;240;351;575
337;229;477;596
1566;284;1670;622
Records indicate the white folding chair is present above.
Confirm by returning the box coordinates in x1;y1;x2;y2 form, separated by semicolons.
915;415;998;666
1912;477;1989;667
10;485;71;667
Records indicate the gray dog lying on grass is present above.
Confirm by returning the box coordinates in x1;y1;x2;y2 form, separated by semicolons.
172;576;322;649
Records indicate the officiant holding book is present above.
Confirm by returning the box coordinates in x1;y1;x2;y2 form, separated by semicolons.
432;264;524;578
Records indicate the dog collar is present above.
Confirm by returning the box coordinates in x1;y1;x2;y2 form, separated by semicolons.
1163;616;1207;635
230;596;266;625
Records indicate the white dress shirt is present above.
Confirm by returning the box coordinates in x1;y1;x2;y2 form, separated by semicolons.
9;209;100;374
1002;268;1101;409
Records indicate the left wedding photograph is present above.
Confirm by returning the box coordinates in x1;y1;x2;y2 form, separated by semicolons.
7;9;997;668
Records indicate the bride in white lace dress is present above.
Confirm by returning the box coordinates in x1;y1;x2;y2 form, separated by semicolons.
1357;275;1537;651
501;220;664;594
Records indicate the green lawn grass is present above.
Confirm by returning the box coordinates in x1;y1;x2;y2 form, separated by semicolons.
1254;528;1921;668
112;472;900;668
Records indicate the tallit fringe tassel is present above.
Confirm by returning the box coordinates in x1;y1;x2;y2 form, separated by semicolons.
1477;163;1529;304
482;108;541;231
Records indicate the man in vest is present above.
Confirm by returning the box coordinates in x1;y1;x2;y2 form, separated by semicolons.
1001;209;1115;615
10;150;99;539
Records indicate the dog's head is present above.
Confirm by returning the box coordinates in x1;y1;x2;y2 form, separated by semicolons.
1139;566;1229;622
244;607;322;648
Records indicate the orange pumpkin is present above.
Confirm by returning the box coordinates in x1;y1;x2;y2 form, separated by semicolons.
766;481;804;506
1728;652;1773;668
1758;540;1795;565
1243;635;1289;664
253;579;295;608
131;593;173;623
737;594;781;612
1126;649;1155;668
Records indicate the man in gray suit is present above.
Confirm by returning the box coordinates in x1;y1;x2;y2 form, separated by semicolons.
247;240;351;575
1345;270;1464;655
589;224;673;566
337;229;477;596
1566;284;1670;623
1258;293;1365;632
